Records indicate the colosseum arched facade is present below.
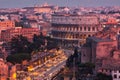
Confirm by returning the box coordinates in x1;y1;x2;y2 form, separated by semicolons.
51;14;102;48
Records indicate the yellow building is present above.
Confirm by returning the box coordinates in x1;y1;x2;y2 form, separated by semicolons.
0;58;8;80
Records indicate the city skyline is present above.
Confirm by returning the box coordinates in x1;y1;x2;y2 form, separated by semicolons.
0;0;120;8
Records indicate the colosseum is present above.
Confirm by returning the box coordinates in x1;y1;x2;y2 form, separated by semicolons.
51;13;102;48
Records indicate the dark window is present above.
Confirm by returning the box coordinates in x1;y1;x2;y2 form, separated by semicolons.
102;69;103;72
119;31;120;34
84;27;86;31
119;70;120;73
77;27;78;30
114;74;117;78
88;27;90;31
88;35;91;37
83;54;86;56
105;69;107;72
80;27;82;31
110;70;111;73
92;27;95;31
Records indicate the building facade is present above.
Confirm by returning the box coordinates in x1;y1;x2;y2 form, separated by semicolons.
0;20;15;31
98;58;120;80
0;58;8;80
81;26;120;79
51;14;102;48
81;26;120;63
1;27;40;42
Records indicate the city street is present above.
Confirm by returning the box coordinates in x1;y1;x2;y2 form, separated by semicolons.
28;49;68;80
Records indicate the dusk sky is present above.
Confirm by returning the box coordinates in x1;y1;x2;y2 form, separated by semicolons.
0;0;120;8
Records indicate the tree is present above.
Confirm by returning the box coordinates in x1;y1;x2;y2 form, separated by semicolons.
78;62;95;74
32;33;45;51
33;34;38;42
66;55;74;68
66;47;79;68
10;35;31;54
6;53;31;64
73;47;79;58
96;73;112;80
45;38;58;50
32;34;59;51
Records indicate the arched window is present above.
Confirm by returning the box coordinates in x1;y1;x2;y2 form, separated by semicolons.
77;27;78;31
88;35;91;37
80;27;82;31
84;27;86;31
119;31;120;34
88;27;90;31
92;27;95;31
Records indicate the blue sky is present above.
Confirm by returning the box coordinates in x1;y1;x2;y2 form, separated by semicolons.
0;0;120;8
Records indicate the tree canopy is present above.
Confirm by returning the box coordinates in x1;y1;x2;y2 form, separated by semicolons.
6;53;31;64
8;33;59;64
96;73;113;80
10;35;31;54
